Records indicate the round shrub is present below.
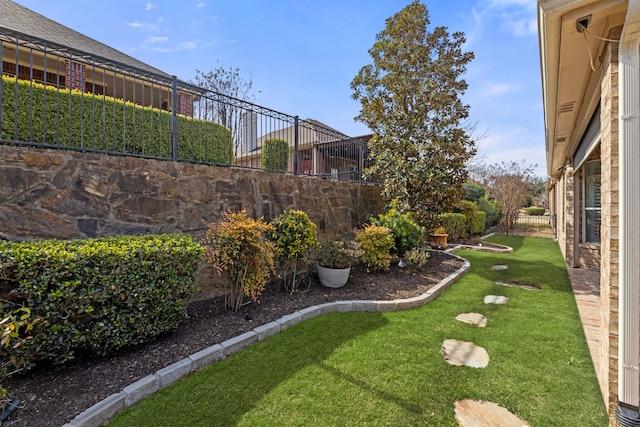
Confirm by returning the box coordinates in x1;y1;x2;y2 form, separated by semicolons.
355;224;394;272
370;203;424;258
525;207;546;216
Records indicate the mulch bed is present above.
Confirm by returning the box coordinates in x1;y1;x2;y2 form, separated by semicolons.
3;250;465;427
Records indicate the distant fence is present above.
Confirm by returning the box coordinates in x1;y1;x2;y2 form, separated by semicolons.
486;213;557;238
0;27;374;183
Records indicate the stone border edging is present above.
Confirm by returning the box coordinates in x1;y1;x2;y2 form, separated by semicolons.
445;233;513;254
62;253;470;427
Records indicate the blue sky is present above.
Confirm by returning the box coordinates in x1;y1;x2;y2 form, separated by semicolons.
14;0;544;176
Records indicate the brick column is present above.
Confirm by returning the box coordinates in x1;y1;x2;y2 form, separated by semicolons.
564;164;575;267
599;30;621;422
64;60;85;91
178;93;193;117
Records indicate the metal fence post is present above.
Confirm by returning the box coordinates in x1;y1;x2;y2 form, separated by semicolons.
171;75;178;161
294;115;299;175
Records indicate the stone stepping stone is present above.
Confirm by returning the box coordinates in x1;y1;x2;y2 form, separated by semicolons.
441;339;489;368
491;264;508;270
496;280;541;291
484;295;508;304
454;399;531;427
455;312;487;327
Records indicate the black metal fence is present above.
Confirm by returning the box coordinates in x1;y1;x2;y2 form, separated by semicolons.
0;27;374;183
486;213;557;238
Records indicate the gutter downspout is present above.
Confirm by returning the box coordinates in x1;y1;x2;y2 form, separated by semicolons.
617;0;640;423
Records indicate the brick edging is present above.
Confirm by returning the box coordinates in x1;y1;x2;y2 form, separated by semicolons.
62;253;470;427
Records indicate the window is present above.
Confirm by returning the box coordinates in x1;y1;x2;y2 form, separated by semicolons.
583;160;601;244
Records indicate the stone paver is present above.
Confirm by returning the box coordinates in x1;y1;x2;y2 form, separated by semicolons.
484;295;508;304
495;281;540;291
455;312;487;327
455;399;531;427
441;339;489;368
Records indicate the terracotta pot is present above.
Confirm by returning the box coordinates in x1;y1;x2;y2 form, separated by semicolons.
429;233;449;250
317;264;351;288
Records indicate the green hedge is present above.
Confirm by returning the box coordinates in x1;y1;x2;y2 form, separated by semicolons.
525;207;546;216
437;213;466;241
470;211;486;234
261;138;289;172
0;234;202;371
0;75;233;164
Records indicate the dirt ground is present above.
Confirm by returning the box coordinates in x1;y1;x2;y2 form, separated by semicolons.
3;251;464;427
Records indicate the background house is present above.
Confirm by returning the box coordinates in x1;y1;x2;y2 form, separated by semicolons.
539;0;640;424
0;0;200;115
233;116;373;181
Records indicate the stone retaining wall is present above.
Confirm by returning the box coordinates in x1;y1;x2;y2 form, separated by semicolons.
0;144;384;296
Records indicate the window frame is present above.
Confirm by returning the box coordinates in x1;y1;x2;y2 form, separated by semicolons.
582;159;601;244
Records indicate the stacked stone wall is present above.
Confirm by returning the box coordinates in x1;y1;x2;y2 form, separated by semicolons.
0;145;385;296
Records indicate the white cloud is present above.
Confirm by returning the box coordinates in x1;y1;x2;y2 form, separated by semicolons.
126;21;158;31
196;2;205;8
470;0;537;38
178;41;197;50
502;16;537;36
146;36;168;43
482;82;519;97
145;3;157;11
489;0;536;9
150;38;233;52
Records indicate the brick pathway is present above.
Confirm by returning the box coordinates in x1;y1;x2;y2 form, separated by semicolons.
567;267;602;396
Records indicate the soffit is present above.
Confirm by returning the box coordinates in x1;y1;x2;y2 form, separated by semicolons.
540;0;627;177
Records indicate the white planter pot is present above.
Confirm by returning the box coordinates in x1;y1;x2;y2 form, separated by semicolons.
317;264;351;288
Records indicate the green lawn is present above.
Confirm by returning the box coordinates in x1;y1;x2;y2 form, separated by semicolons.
108;236;607;426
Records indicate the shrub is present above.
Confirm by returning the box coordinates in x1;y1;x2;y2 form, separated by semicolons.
203;210;275;311
437;213;466;241
470;211;487;235
454;200;486;237
269;210;318;292
355;225;394;272
370;202;424;258
525;207;546;216
270;210;318;262
0;234;202;371
403;248;430;272
1;305;41;406
315;239;359;269
261;138;289;172
1;75;233;164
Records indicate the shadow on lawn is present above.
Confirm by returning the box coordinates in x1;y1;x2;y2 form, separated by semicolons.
462;238;573;295
111;312;390;426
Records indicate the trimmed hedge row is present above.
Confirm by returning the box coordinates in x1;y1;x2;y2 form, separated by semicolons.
438;207;486;240
524;207;546;216
0;234;202;371
0;75;233;164
262;138;289;172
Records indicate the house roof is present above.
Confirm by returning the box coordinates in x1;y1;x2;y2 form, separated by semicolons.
0;0;199;91
538;0;627;177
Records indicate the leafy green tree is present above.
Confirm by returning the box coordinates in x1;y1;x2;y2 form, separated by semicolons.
351;1;476;227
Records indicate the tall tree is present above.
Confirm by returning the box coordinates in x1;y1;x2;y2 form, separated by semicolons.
351;1;476;227
472;160;537;220
191;63;259;158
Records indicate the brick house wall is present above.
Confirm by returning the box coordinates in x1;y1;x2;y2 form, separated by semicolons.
64;60;85;91
599;33;620;418
179;92;193;117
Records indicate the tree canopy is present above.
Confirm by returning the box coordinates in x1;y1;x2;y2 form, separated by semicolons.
351;1;476;226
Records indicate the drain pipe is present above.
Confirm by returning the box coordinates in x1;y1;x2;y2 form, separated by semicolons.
617;0;640;424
